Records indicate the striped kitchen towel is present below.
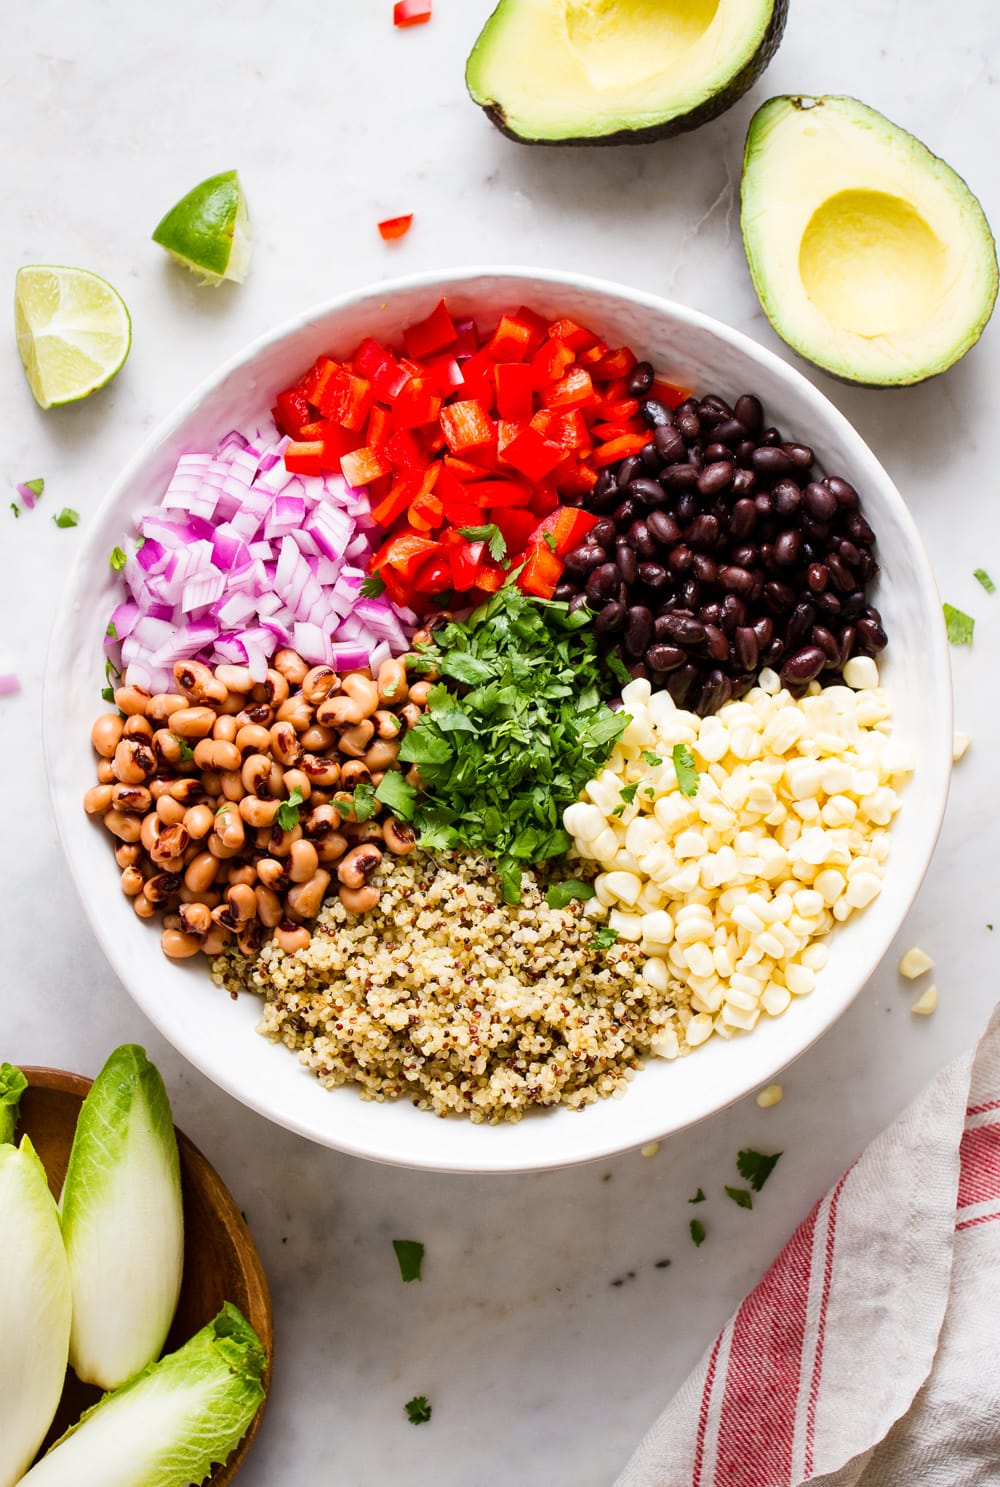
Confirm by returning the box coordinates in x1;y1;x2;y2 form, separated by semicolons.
616;1002;1000;1487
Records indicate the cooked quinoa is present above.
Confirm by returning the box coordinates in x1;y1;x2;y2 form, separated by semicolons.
213;852;698;1123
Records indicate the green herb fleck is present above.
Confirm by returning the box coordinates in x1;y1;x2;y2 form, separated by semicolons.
672;743;699;797
688;1188;706;1205
172;735;195;764
974;568;996;595
360;572;386;598
611;803;625;817
605;652;633;689
10;503;19;519
109;543;127;568
276;786;305;830
943;603;974;646
619;782;639;805
737;1148;783;1192
590;924;619;952
458;523;507;564
134;535;146;549
375;770;417;821
100;686;115;703
643;787;656;799
392;1239;425;1283
105;620;117;639
104;656;121;684
546;879;596;911
543;531;558;554
22;477;44;499
54;508;80;528
350;783;378;822
642;751;662;767
690;1219;706;1247
725;1185;754;1210
404;1395;432;1425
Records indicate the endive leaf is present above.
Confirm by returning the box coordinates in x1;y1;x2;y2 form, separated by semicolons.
0;1061;27;1146
19;1303;266;1487
0;1137;72;1487
60;1046;184;1389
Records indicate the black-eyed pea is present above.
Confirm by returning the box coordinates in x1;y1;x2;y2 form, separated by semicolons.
174;659;228;706
96;759;115;785
339;884;380;914
369;772;385;787
168;777;205;805
273;648;309;685
140;813;165;853
162;912;184;932
259;669;290;708
179;901;212;937
104;809;142;843
266;822;302;857
300;724;335;752
301;754;340;788
405;765;424;790
376;657;408;706
255;884;284;928
286;869;331;919
257;858;289;891
399;702;422;733
114;684;151;717
212;714;239;744
340;759;372;790
341;674;379;718
121;865;145;896
354;821;385;846
239;795;280;828
309;788;332;806
266;761;285;799
84;783;114;815
236;922;263;957
235;702;274;729
92;713;125;757
169;706;217;740
407;679;434;706
303;802;342;839
281;768;311;803
213;802;245;851
144;872;181;904
214;664;254;695
241;753;272;797
150;824;190;865
133;892;157;920
316;693;364;729
148;692;187;723
113;738;156;785
184;851;219;894
288;839;319;883
220;769;245;802
183;803;215;840
316;833;350;864
372;708;403;741
227;863;258;888
179;884;220;908
364;739;400;772
384;819;417;855
269;720;302;767
226;882;258;923
338;720;376;758
122;714;154;742
337;843;382;889
302;665;339;705
275;922;312;954
235;723;271;756
153;729;184;768
217;691;246;717
276;696;314;732
197;739;241;772
162;928;202;959
114;842;141;869
154;794;186;825
111;783;152;816
207;833;242;861
202;924;233;955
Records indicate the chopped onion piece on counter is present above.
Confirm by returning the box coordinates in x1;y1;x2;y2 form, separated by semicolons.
105;429;413;690
0;674;21;696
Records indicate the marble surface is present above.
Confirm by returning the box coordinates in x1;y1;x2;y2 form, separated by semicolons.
2;2;999;1482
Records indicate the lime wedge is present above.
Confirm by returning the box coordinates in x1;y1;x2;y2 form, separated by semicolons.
15;265;132;410
152;169;250;286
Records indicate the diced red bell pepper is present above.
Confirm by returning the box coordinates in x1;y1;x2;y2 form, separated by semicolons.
304;360;373;431
651;378;690;409
595;396;640;423
371;357;412;403
496;419;527;456
530;337;576;386
578;341;610;366
341;446;392;486
517;544;563;600
403;299;458;359
556;459;599;497
447;538;486;591
546;409;591;453
452;321;479;358
421;353;465;396
591;421;644;442
486;506;535;555
284;440;325;477
512;305;551;353
589;346;638;380
546;317;600;352
272;388;312;439
354;336;394;379
474;566;506;594
494;362;535;423
592;433;650;467
542;365;596;411
393;0;431;25
384;427;426;473
528;506;599;556
529;409;555;438
378;214;414;240
371;481;414;529
443;454;490;481
456;352;497;410
318;423;364;474
467;479;533;508
441;498;482;528
439;399;494;454
408;488;445;532
376;532;442;584
528;480;560;518
501;426;566;482
366;404;393;451
413;554;452;593
392;377;442;430
483;309;546;363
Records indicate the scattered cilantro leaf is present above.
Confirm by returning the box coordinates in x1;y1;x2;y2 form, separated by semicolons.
350;783;378;822
360;572;386;598
737;1148;782;1192
943;603;974;646
620;782;638;805
690;1219;706;1247
688;1188;706;1205
134;535;146;549
672;743;699;797
405;1395;432;1425
276;785;305;830
725;1185;754;1210
392;1239;425;1283
642;751;662;766
974;568;996;595
10;503;19;519
375;770;417;821
543;531;558;554
605;652;632;689
590;925;619;951
22;477;44;499
172;735;195;764
546;879;596;911
104;656;121;684
100;686;115;703
458;523;507;563
54;508;80;528
105;620;117;639
611;803;625;817
643;787;656;799
109;543;127;568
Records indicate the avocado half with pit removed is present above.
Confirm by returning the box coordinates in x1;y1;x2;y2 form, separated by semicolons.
466;0;788;146
741;96;998;386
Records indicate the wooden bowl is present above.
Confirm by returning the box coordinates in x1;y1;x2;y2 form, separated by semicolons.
20;1066;272;1483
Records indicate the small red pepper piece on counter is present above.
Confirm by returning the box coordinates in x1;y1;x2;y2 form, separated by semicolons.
393;0;431;24
378;214;414;240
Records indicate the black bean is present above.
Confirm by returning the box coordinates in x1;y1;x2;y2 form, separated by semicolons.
687;514;720;550
667;664;700;709
735;439;757;469
696;669;731;715
734;394;764;434
759;426;782;446
639;442;661;474
855;550;878;582
624;606;655;658
802;517;831;544
760;543;778;576
752;616;774;647
728;545;758;570
653;425;686;463
594;600;627;636
730;468;756;497
647;510;682;547
856;614;888;653
617;455;644;488
734;626;759;670
588;483;619;514
553;580;576;602
699;394;731;423
719;565;757;597
679;578;701;610
700;602;724;626
806;562;829;593
730;498;757;540
838;624;856;667
692;554;718;585
667;544;694;574
811;625;841;665
629;519;656;559
721;594;748;631
675;409;701;441
752;446;798;481
786;601;816;646
752;495;773;523
659;612;706;644
640;398;672;429
613;498;639;528
846;511;876;545
660;462;699;492
826;554;854;593
704;442;729;463
646;643;685;672
840;588;866;618
588;563;620;602
629;477;666;509
825;475;860;509
803;481;839;521
763;636;785;665
591;517;616;548
764;580;796;614
593;468;618;499
564;545;606;576
782;442;815;470
771;480;803;517
568;593;590;616
704;624;730;662
713;417;747;448
627;360;654;397
781;646;827;685
774;529;803;567
837;539;861;567
698;460;735;496
638;562;669;589
814;590;842;617
616;546;638;585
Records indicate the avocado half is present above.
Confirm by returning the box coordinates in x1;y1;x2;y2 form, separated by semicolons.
466;0;788;146
741;96;999;386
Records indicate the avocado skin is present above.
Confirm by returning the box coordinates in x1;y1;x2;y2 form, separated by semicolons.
475;0;788;147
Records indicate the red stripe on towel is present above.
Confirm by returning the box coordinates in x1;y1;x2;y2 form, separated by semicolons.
957;1124;1000;1209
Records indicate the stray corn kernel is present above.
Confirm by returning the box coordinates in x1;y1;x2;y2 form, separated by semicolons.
756;1083;784;1109
640;1141;661;1158
899;946;934;979
911;984;938;1016
952;731;970;762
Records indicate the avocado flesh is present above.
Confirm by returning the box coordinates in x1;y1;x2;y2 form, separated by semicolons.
466;0;786;145
741;96;998;385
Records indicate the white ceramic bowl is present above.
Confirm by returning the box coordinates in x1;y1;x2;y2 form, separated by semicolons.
45;268;952;1173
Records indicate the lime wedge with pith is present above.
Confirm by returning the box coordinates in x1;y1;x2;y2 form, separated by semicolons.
14;265;132;410
152;169;251;286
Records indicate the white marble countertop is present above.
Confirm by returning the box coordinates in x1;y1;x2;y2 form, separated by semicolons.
2;2;999;1482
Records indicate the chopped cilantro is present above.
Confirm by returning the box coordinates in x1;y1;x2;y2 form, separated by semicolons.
642;751;663;767
974;568;996;595
737;1148;782;1192
22;477;44;499
10;503;19;519
105;620;117;639
943;603;974;646
104;656;121;684
688;1188;706;1204
100;686;115;703
643;787;656;799
689;1219;706;1247
543;531;558;554
392;1239;424;1283
404;1395;432;1425
109;543;127;568
172;735;195;764
725;1185;753;1210
619;782;639;805
350;783;378;822
546;879;596;911
375;770;417;821
458;523;507;563
605;652;632;689
611;803;625;817
360;572;386;598
590;924;619;951
276;785;305;830
672;743;699;797
134;535;146;549
54;508;80;528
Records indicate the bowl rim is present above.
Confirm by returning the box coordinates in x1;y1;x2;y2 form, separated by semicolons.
43;264;953;1172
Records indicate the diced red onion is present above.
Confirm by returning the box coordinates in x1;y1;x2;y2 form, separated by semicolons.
0;673;21;696
15;483;38;510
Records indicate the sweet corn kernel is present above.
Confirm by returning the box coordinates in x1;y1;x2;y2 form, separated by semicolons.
952;731;970;762
911;984;938;1016
899;946;934;979
756;1083;784;1108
